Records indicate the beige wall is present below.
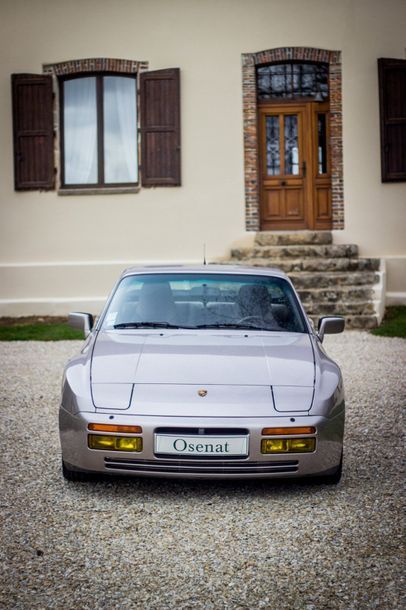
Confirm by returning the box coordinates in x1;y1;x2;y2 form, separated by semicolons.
0;0;405;315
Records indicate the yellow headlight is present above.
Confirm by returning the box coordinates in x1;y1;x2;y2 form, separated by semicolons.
289;438;315;452
261;437;315;454
262;438;288;453
115;436;143;451
88;434;143;452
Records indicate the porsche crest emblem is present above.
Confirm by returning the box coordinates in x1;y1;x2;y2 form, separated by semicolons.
198;389;208;397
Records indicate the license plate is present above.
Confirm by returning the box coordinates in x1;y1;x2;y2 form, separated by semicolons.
154;434;249;457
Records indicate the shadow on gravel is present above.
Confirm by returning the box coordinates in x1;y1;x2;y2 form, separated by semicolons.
63;473;337;501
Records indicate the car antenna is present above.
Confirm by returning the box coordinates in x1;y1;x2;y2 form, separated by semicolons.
203;243;207;265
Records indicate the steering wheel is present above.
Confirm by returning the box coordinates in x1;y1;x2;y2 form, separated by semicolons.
237;315;264;325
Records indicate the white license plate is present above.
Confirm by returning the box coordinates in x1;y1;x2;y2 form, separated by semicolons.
154;434;249;457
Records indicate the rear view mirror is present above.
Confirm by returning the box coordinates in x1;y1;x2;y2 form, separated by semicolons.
68;312;94;337
317;316;345;342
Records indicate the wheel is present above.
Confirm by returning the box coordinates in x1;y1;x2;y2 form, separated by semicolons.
62;459;95;482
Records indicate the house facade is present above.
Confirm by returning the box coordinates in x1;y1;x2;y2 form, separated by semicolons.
1;0;405;319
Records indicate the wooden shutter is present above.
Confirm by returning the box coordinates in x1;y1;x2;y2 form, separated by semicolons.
378;58;406;182
12;74;55;190
140;68;181;186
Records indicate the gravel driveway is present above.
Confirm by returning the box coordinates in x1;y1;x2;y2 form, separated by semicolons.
0;332;405;610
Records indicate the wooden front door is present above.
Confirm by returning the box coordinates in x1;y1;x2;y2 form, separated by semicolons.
259;102;331;230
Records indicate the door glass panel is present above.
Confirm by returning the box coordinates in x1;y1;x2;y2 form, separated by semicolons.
284;115;299;175
318;114;327;174
265;116;280;175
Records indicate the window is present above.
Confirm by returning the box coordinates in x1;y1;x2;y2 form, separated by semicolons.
257;62;329;102
378;58;406;182
11;62;181;192
102;273;306;333
61;74;138;187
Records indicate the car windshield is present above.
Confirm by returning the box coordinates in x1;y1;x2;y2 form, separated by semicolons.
101;273;307;333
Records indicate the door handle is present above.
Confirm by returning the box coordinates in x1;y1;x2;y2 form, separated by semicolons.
302;161;307;176
280;180;287;186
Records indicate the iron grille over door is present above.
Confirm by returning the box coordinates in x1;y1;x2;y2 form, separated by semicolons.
257;62;329;101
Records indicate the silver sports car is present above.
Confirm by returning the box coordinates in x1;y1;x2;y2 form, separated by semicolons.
60;265;345;482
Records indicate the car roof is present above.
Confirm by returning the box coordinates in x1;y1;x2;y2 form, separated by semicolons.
120;264;288;280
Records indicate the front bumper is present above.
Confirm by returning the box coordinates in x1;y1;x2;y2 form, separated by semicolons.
59;407;344;479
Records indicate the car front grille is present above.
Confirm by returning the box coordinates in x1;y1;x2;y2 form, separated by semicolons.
154;427;249;435
104;457;299;475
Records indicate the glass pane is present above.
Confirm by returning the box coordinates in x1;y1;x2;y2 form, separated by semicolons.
102;273;306;333
318;114;327;174
257;62;329;101
266;116;280;175
284;115;299;175
103;76;138;184
302;65;317;97
63;77;97;184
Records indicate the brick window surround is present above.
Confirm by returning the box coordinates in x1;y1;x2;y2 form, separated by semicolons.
43;58;148;193
242;47;343;231
43;57;148;76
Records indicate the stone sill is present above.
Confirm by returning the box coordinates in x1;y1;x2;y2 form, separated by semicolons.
58;186;140;196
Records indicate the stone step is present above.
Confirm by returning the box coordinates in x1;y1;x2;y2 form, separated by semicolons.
224;230;382;328
288;271;379;288
255;231;332;247
231;244;359;260
229;257;380;272
297;286;373;302
309;315;378;330
303;300;375;316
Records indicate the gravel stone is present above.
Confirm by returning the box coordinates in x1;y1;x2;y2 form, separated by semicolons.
0;332;405;609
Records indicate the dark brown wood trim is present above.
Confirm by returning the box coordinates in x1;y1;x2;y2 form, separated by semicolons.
378;57;406;183
59;78;66;187
12;73;55;190
140;68;181;187
96;75;104;185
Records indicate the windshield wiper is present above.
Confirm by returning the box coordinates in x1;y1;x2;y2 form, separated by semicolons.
113;321;272;331
114;321;182;329
194;323;268;331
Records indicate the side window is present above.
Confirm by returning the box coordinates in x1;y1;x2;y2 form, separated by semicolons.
378;58;406;182
11;63;181;192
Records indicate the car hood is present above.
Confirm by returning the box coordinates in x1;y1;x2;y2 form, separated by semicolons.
91;331;315;414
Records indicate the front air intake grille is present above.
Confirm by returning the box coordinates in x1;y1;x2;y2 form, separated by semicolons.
154;427;249;435
104;457;299;475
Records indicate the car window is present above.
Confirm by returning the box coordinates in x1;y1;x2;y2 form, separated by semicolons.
101;273;307;333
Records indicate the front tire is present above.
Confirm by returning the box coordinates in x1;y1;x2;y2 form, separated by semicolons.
62;459;95;482
317;451;343;484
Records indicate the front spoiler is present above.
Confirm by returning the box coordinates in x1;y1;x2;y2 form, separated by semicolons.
59;407;344;479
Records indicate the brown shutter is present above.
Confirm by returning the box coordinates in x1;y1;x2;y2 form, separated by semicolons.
12;73;55;190
378;58;406;182
140;68;181;186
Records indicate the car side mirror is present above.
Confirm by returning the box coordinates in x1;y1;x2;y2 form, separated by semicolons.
68;312;94;337
317;316;345;342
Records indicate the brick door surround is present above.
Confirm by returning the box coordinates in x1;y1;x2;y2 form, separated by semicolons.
242;47;343;231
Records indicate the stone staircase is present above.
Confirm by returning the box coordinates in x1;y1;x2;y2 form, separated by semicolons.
228;231;384;329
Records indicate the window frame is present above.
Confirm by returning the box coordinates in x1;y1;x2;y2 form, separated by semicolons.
59;71;139;189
